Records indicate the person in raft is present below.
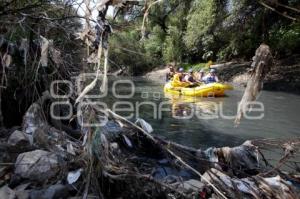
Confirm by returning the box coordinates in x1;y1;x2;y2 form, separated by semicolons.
166;66;175;81
177;67;185;81
202;68;219;84
198;68;205;82
170;67;187;87
183;69;197;83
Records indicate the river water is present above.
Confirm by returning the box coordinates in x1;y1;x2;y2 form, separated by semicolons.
101;77;300;149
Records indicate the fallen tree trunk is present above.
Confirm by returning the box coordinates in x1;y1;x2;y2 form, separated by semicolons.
235;44;273;125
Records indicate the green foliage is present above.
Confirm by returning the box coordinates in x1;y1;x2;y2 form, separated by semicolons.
109;27;159;75
162;26;183;63
182;62;207;71
110;0;299;74
269;23;300;56
184;0;218;49
143;25;165;58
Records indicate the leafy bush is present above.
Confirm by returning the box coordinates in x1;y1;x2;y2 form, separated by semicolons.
109;28;160;75
143;25;165;59
184;0;218;49
269;23;300;56
162;26;184;63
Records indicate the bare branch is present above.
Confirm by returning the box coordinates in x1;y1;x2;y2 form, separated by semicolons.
258;1;299;21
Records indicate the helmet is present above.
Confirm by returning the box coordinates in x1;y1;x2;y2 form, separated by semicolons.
178;68;184;72
188;68;193;73
210;68;216;73
199;69;205;73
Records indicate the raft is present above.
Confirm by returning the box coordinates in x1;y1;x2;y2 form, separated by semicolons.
164;82;233;97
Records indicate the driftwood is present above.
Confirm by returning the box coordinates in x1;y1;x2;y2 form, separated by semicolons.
235;44;273;125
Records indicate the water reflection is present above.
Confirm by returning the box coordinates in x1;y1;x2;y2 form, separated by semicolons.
164;93;225;119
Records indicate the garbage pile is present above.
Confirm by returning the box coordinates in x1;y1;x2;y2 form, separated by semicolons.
0;93;299;199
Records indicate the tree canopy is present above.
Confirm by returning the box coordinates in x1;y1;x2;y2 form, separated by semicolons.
108;0;299;73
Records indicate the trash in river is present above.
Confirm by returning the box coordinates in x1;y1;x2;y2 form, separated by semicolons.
67;169;83;184
135;118;154;133
0;93;298;199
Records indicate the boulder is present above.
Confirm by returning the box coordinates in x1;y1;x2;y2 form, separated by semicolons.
173;179;205;193
14;183;31;199
15;190;30;199
14;150;62;182
181;179;205;191
29;184;69;199
0;185;16;199
7;130;29;146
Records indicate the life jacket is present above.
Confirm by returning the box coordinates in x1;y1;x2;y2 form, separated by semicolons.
188;75;196;82
205;75;216;84
166;72;174;81
171;74;190;87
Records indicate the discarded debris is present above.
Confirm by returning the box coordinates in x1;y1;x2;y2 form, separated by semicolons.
40;36;50;67
0;93;298;199
136;118;154;133
67;169;82;184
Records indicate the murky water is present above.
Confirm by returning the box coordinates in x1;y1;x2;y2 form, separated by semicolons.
101;77;300;149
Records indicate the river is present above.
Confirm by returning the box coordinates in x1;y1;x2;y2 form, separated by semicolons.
100;77;300;149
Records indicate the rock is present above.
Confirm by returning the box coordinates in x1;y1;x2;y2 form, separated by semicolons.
15;190;30;199
6;130;31;161
231;73;250;86
144;66;169;83
213;62;251;82
29;184;69;199
183;179;205;191
14;183;31;199
174;179;205;193
14;150;62;182
7;130;29;146
23;103;47;145
0;185;16;199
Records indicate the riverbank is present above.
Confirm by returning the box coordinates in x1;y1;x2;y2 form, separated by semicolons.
145;55;300;94
144;66;169;83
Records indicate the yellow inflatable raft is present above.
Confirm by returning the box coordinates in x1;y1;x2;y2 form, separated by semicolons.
164;82;233;97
